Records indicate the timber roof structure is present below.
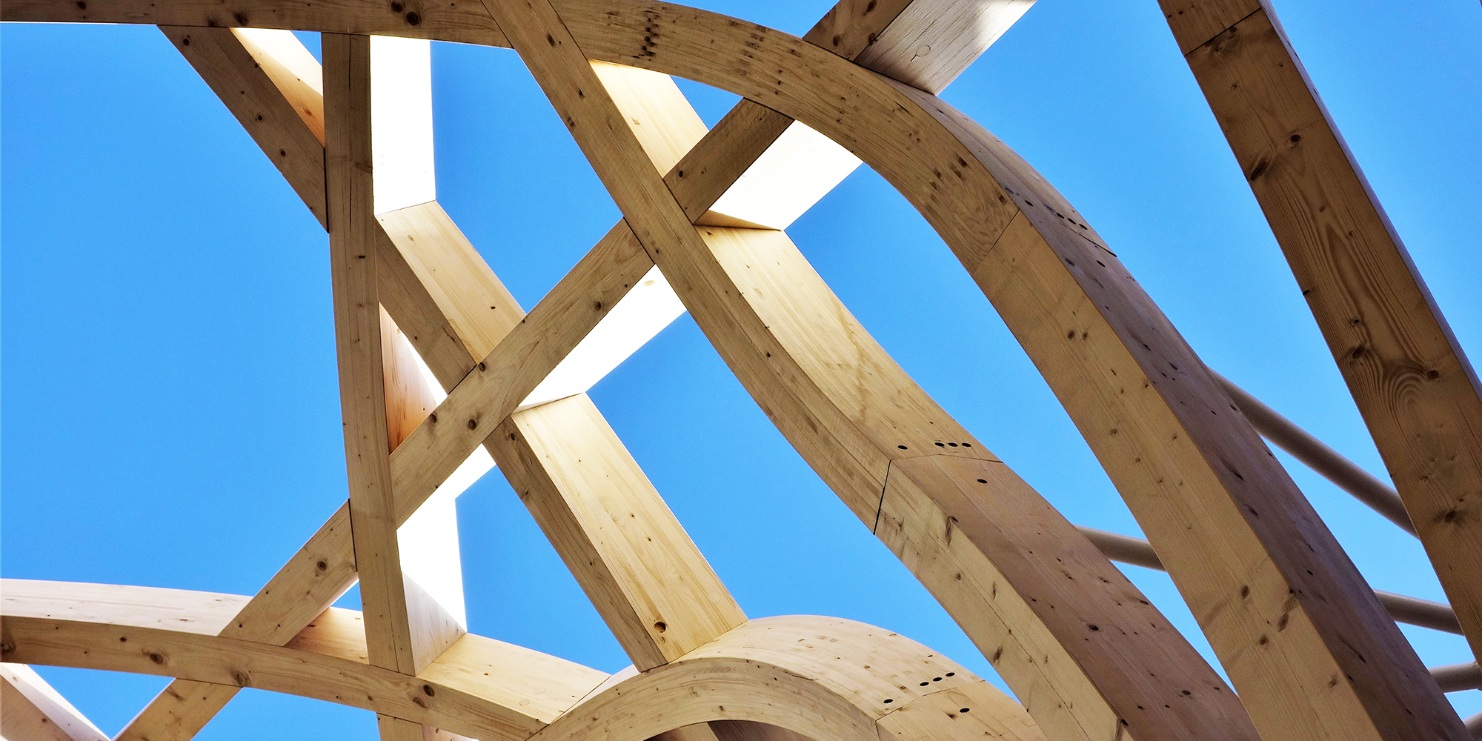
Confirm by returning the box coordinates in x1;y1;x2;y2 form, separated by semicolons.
2;1;1479;739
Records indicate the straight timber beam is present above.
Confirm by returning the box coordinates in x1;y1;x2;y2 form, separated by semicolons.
481;3;1256;740
488;395;745;670
1159;0;1482;662
164;26;327;226
1;663;109;741
325;31;463;741
489;394;799;741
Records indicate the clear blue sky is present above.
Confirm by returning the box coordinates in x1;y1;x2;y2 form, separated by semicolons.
3;0;1478;736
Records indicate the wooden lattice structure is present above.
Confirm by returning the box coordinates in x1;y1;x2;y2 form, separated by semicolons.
2;1;1479;739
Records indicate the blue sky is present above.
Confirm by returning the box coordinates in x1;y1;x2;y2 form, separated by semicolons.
3;0;1479;736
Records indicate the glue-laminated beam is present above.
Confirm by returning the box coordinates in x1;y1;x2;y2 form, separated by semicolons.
0;664;109;741
324;24;416;675
491;394;772;741
532;0;1036;400
696;0;1034;230
326;33;472;741
489;395;745;671
1161;0;1482;662
481;3;1256;739
163;27;327;226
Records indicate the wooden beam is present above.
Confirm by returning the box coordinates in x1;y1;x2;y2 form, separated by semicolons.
1215;371;1414;534
490;394;781;741
533;616;1045;741
386;222;652;511
3;588;1043;741
133;27;652;736
116;503;358;741
325;33;472;741
25;4;1464;737
1074;527;1465;634
2;611;604;741
1165;0;1482;661
377;202;524;383
0;664;109;741
488;394;744;670
162;26;327;226
480;4;1255;739
325;29;416;674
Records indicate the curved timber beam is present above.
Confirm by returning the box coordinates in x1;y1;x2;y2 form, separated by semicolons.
1;2;1466;738
0;582;1044;741
528;617;1046;741
484;4;1255;741
0;580;606;741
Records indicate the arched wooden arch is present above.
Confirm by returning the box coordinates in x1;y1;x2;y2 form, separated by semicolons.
1;581;1044;741
2;1;1476;740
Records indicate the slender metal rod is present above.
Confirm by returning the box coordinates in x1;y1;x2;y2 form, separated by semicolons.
1213;372;1416;535
1430;661;1482;693
1076;526;1460;634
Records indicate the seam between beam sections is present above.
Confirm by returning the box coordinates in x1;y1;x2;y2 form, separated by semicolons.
1183;6;1263;59
873;460;894;534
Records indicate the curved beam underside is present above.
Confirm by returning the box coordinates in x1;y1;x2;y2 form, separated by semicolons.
0;2;1468;739
0;581;1043;741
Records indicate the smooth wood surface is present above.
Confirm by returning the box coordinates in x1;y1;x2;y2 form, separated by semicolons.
325;31;423;679
850;0;1034;93
382;307;441;450
116;502;358;741
532;616;1045;741
489;394;745;671
1173;1;1482;663
378;201;524;376
1;663;110;741
2;579;247;635
387;222;651;514
162;26;327;226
